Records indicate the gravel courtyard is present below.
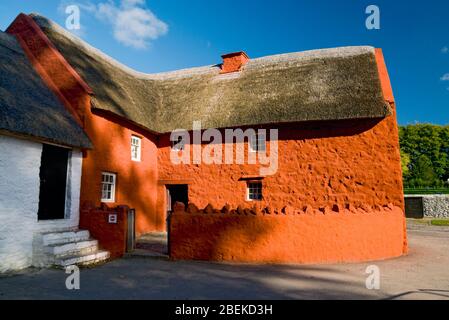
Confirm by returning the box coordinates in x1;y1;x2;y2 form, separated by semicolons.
1;222;448;300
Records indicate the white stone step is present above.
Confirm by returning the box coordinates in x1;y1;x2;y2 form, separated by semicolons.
55;250;110;267
42;230;90;246
44;240;98;257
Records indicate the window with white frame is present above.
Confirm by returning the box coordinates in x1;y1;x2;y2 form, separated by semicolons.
131;136;141;161
101;172;116;203
171;135;185;151
250;132;266;152
247;181;263;201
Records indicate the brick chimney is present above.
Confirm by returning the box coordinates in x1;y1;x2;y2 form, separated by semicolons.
220;51;249;74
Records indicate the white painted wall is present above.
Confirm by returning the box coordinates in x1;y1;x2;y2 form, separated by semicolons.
0;135;82;273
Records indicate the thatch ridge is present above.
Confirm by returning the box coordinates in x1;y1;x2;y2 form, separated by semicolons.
31;14;391;134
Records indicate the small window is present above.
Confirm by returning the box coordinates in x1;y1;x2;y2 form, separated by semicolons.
250;132;266;152
171;135;185;151
247;181;263;201
131;136;141;161
101;172;116;203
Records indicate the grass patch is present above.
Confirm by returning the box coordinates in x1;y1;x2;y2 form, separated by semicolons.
407;218;449;226
431;220;449;226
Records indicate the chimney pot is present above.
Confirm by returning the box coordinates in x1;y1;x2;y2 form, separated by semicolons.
220;51;249;74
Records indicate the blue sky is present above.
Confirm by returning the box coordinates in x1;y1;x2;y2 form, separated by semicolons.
1;0;448;125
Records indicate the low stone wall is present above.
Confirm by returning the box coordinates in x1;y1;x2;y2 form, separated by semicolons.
405;195;449;219
80;204;129;259
169;203;408;265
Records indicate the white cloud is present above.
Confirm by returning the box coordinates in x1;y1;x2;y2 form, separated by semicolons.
96;0;168;49
441;73;449;81
122;0;145;7
59;0;168;49
442;46;449;54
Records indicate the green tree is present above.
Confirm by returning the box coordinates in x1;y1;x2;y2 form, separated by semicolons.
409;155;439;187
400;151;410;178
399;124;449;188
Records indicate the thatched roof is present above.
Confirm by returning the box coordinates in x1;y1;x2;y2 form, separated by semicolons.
0;31;92;148
31;14;391;134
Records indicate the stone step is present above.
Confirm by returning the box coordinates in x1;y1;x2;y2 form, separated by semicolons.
42;230;90;246
44;240;98;257
55;250;110;267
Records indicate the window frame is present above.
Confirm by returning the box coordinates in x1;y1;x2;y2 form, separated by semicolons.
249;132;267;153
101;172;116;203
131;135;142;162
247;181;263;201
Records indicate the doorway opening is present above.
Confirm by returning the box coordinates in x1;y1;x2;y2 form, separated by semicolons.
166;184;189;214
133;184;188;258
38;144;69;221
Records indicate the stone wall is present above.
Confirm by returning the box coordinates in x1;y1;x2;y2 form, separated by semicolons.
169;202;408;264
0;135;41;272
0;135;82;273
405;195;449;219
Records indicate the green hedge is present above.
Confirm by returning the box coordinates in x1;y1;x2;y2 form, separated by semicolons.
404;188;449;195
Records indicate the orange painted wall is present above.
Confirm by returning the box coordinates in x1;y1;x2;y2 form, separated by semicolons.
80;111;161;235
170;206;406;264
80;205;129;259
157;118;404;218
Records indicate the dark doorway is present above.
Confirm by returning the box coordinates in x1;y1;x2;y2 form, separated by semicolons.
166;185;189;212
165;184;188;255
166;184;188;230
38;144;69;221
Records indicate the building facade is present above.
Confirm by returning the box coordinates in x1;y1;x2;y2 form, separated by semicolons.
1;13;408;266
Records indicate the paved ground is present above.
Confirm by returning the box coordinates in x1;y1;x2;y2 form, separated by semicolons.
0;222;448;300
135;232;168;255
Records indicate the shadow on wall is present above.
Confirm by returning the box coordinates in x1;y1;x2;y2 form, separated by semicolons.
32;31;137;120
82;109;161;234
157;118;383;148
169;203;407;265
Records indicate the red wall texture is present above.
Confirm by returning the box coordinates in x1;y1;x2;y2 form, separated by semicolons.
8;14;407;263
80;110;161;235
157;117;404;216
170;205;407;264
80;204;129;259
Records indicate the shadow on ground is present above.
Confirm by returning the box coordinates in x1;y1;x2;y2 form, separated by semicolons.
1;226;448;300
0;259;377;300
